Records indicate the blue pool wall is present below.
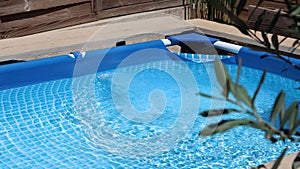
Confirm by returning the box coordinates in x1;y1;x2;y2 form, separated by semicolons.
166;33;300;81
0;33;299;91
166;33;219;45
236;47;300;81
0;40;171;91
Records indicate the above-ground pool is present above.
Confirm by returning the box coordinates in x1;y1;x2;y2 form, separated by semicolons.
0;33;299;168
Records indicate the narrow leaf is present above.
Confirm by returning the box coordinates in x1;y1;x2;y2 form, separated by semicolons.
197;93;225;101
281;68;290;73
292;152;300;169
199;119;254;136
265;130;279;143
238;85;253;108
288;102;299;133
270;91;285;124
292;39;299;48
272;147;288;169
279;36;288;45
236;57;242;86
248;0;265;22
290;4;300;16
290;119;300;136
261;31;271;49
230;83;253;108
280;101;298;130
237;27;250;36
254;10;266;32
252;70;266;106
271;33;279;51
236;0;247;16
267;9;281;33
200;109;241;117
260;54;270;59
214;58;227;87
257;164;267;169
223;78;231;98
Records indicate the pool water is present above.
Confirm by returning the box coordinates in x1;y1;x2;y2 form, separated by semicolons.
0;60;299;168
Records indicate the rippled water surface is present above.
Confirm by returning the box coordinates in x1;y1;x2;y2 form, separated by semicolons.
0;60;299;168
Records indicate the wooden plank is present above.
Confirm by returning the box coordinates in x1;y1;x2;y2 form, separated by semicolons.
0;2;97;38
1;14;97;38
0;0;90;16
247;5;297;38
239;10;248;21
97;0;183;18
102;0;154;10
94;0;102;11
1;3;91;27
244;0;299;11
245;0;289;11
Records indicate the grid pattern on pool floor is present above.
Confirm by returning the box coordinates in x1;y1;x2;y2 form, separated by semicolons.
0;60;299;168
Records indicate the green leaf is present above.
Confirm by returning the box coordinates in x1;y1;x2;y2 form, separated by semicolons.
279;101;298;131
292;152;300;169
267;9;281;33
272;147;288;169
223;79;230;98
290;4;300;16
292;39;299;48
281;68;290;73
199;119;254;136
260;54;270;59
238;85;253;108
255;0;265;9
290;119;300;136
257;164;267;169
200;109;241;117
236;0;247;16
254;10;266;32
271;33;279;51
288;102;299;133
265;130;278;143
229;82;253;108
214;58;233;97
252;70;266;106
197;93;225;101
261;31;271;48
214;58;227;87
236;57;242;86
270;91;285;124
248;0;265;22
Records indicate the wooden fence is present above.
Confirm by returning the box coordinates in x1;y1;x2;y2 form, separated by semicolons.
188;0;298;38
0;0;184;39
0;0;298;39
245;0;299;39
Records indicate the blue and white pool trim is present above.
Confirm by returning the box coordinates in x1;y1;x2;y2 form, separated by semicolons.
164;33;300;81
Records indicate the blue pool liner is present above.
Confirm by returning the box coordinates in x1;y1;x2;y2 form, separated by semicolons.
0;33;299;91
166;33;300;81
172;52;233;63
236;47;300;81
166;33;219;45
0;40;172;90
